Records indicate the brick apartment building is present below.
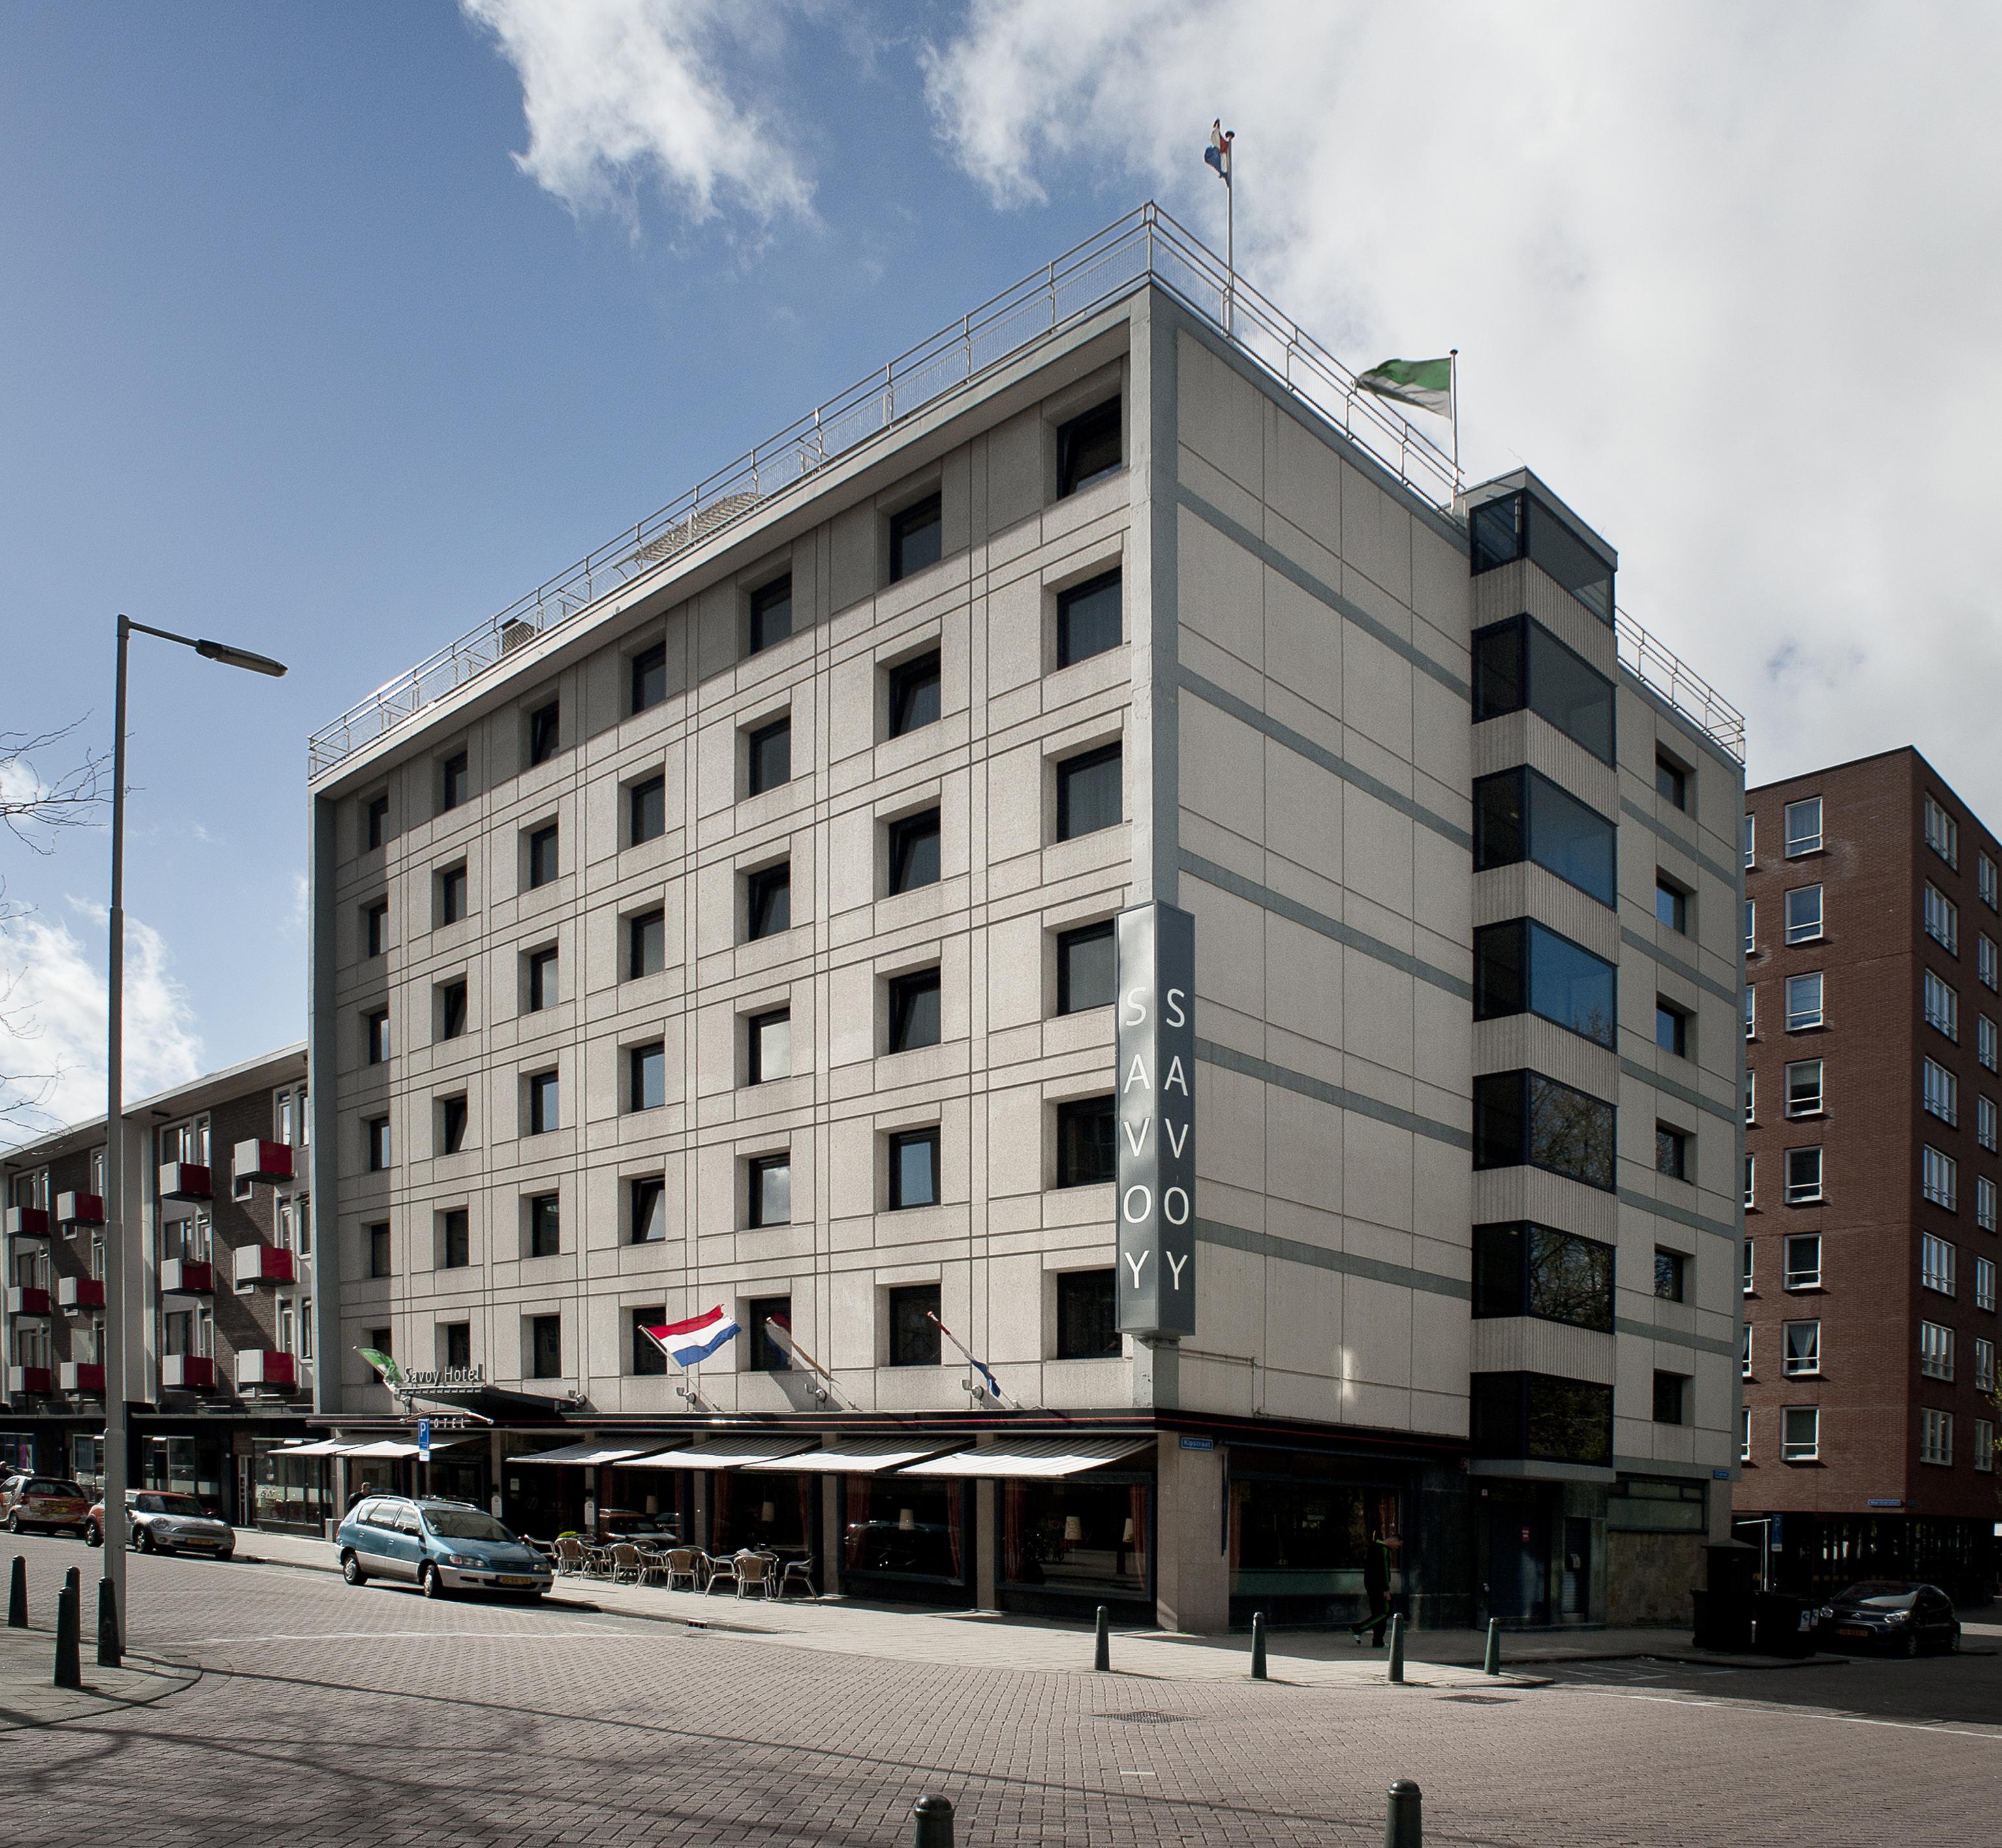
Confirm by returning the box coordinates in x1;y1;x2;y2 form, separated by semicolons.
1738;748;2002;1601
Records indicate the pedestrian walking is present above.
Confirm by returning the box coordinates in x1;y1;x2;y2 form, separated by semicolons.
1350;1528;1402;1646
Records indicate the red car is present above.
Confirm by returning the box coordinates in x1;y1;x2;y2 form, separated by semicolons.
3;1475;91;1537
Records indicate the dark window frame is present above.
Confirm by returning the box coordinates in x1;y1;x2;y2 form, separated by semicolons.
525;1070;559;1137
1056;920;1116;1015
527;1194;560;1259
888;493;943;583
440;1208;470;1270
525;946;558;1012
437;979;468;1041
439;751;469;812
627;908;666;979
364;794;389;852
528;700;560;767
887;1282;942;1365
1055;1095;1116;1188
365;900;387;959
747;1295;792;1372
1652;1370;1689;1426
1056;568;1123;669
365;1116;390;1173
630;641;667;715
1467;489;1616;624
1656;1124;1691;1182
365;1008;390;1066
526;822;560;890
631;1308;667;1376
529;1314;562;1381
745;716;792;797
747;1008;790;1085
1472;1069;1616;1192
1470;1370;1614;1467
435;863;469;927
1056;743;1122;842
887;1127;940;1210
628;1041;667;1113
745;863;792;942
444;1322;472;1372
437;1094;469;1156
1471;765;1618;907
1056;399;1122;497
887;808;942;895
1655;752;1689;810
367;1222;392;1279
1471;1222;1615;1332
1055;1268;1121;1359
629;1175;667;1245
1471;917;1616;1049
1470;612;1616;763
887;968;943;1053
887;649;943;738
747;1153;791;1229
627;773;666;846
1654;1246;1689;1302
748;575;793;654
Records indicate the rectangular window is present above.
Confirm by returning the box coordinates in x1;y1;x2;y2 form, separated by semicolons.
1742;813;1755;870
887;968;942;1053
1926;970;1960;1040
1652;1370;1688;1425
365;793;389;850
1785;1058;1823;1116
530;1315;562;1380
1471;766;1618;906
748;576;793;653
1783;884;1824;944
888;494;942;582
1784;1146;1823;1204
1056;399;1122;496
1742;1239;1755;1294
1655;753;1687;810
1470;613;1616;763
1785;972;1824;1031
1056;744;1122;841
1654;1246;1688;1302
1981;935;1999;991
745;863;791;941
1977;1419;1995;1475
1741;1324;1752;1378
888;1128;940;1209
1744;899;1756;953
1056;569;1122;668
1471;1070;1616;1191
1746;1154;1757;1215
1977;1338;1996;1394
1740;1406;1753;1463
528;700;559;766
1982;852;1999;909
1979;1177;1999;1233
1056;921;1116;1015
1055;1095;1116;1188
1471;917;1616;1048
1783;796;1823;857
745;717;791;796
367;1222;391;1279
1746;987;1757;1040
365;900;388;959
1654;876;1689;934
1659;1000;1691;1059
1744;1071;1755;1125
440;751;469;812
1924;794;1959;867
528;1194;559;1259
1923;1057;1958;1126
526;946;559;1011
365;1008;390;1065
526;1070;559;1136
1983;1015;2000;1070
887;649;942;737
747;1295;792;1372
435;864;468;927
632;1307;668;1375
1922;1231;1957;1295
1920;1407;1954;1467
1656;1125;1691;1181
526;822;559;890
1056;1269;1120;1358
628;1041;666;1113
628;908;666;978
440;1209;469;1270
1468;489;1616;621
1925;883;1960;954
1784;1233;1822;1290
1781;1406;1820;1461
747;1153;791;1229
365;1116;390;1172
1783;1320;1821;1376
628;774;666;845
1469;1372;1614;1468
629;1176;667;1245
747;1009;790;1085
437;979;467;1041
630;641;667;715
437;1321;467;1371
437;1094;468;1156
1979;1095;1998;1152
887;1282;942;1365
1920;1321;1955;1381
1922;1144;1958;1212
1979;1254;1998;1311
887;808;942;894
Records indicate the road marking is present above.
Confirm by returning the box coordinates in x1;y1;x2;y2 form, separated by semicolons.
179;1629;653;1646
1554;1685;2002;1742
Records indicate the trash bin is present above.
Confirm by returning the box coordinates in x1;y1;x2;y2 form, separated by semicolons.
1691;1541;1757;1652
1753;1591;1815;1657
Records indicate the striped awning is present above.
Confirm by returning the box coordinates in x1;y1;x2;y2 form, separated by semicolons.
897;1436;1154;1479
740;1438;968;1475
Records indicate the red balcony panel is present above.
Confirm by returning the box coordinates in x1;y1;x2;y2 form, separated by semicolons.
232;1244;296;1288
159;1258;214;1296
159;1162;212;1203
236;1349;298;1389
57;1361;104;1394
161;1353;217;1391
55;1192;104;1227
232;1139;294;1187
6;1365;52;1396
56;1276;106;1312
4;1207;52;1239
5;1286;52;1316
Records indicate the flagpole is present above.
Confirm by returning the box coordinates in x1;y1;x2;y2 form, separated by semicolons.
1449;347;1460;480
1225;150;1235;339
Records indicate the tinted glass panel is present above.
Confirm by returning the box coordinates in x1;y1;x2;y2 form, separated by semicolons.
1056;570;1122;668
888;810;942;894
629;776;666;844
1471;618;1526;721
527;825;559;888
1056;400;1122;495
529;1195;559;1258
439;981;467;1040
746;720;790;795
749;576;792;652
1056;921;1116;1014
888;651;942;736
1525;623;1615;761
1473;919;1615;1047
889;1130;938;1209
888;1284;942;1364
629;1043;666;1111
1473;1070;1616;1190
529;701;559;765
628;910;664;978
747;1295;792;1371
631;1309;666;1375
889;495;942;581
629;1177;666;1244
441;1210;469;1268
748;1009;790;1084
630;643;667;713
1056;1269;1120;1358
1473;767;1616;906
531;1316;561;1378
1056;745;1121;840
746;865;790;940
888;969;942;1053
748;1156;790;1227
1055;1096;1116;1186
527;947;557;1010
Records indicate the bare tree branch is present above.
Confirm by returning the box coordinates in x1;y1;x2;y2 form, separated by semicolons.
1;718;108;852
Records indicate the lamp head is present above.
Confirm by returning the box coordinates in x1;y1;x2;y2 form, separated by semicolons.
196;639;288;677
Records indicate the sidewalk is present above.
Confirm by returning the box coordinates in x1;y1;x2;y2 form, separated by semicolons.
230;1529;1841;1685
0;1624;200;1731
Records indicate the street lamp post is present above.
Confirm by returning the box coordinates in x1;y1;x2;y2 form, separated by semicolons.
101;614;285;1660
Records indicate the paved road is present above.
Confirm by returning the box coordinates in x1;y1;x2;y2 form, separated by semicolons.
4;1535;1996;1847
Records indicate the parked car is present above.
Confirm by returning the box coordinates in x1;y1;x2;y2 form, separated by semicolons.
4;1476;91;1537
336;1494;553;1601
1814;1581;1961;1656
83;1491;236;1558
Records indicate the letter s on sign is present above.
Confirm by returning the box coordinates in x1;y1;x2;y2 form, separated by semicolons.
1164;986;1187;1028
1121;987;1149;1028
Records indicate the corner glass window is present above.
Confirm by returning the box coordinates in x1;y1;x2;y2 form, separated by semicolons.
1471;1222;1614;1331
1470;615;1615;763
1056;570;1122;668
889;495;942;583
1472;767;1617;906
1471;1070;1616;1191
1471;918;1615;1048
1468;490;1615;624
1056;399;1122;497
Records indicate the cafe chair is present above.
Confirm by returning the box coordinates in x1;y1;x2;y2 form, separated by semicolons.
662;1547;703;1592
731;1552;773;1599
776;1556;816;1601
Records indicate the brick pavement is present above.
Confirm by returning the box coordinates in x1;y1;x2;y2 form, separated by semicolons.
3;1534;1998;1848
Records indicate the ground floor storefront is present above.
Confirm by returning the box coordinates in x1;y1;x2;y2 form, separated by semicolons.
1732;1507;1999;1606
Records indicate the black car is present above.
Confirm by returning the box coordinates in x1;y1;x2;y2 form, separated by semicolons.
1815;1580;1960;1656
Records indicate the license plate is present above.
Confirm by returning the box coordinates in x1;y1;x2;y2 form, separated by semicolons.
499;1575;537;1588
1837;1626;1869;1637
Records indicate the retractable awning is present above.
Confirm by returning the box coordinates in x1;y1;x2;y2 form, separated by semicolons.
268;1438;348;1458
740;1437;968;1475
897;1436;1154;1479
643;1436;818;1471
609;1443;691;1466
508;1443;646;1466
346;1438;469;1460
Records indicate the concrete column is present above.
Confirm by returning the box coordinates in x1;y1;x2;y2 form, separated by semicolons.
820;1475;842;1594
1153;1436;1228;1634
692;1472;710;1550
975;1477;998;1609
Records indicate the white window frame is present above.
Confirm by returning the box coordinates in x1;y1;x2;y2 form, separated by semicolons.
1743;1154;1756;1209
1920;1406;1953;1467
1741;1323;1753;1379
1783;1319;1821;1377
1922;1145;1958;1212
1742;1239;1755;1294
1920;1321;1954;1381
1783;884;1824;945
1924;795;1958;869
1784;1058;1824;1116
1746;986;1757;1040
1925;971;1959;1041
1785;972;1824;1032
1744;898;1757;954
1923;1058;1959;1126
1977;1254;1997;1312
1740;1406;1753;1463
1922;1231;1958;1297
1977;1337;1996;1395
1982;1015;2000;1072
1980;852;1999;910
1977;1417;1995;1475
1980;1096;1999;1153
1744;1071;1756;1126
1924;883;1960;955
1979;1177;1999;1235
1783;1233;1822;1290
1784;1146;1823;1205
1781;1405;1820;1461
1783;797;1823;857
1742;814;1756;870
1981;934;1999;993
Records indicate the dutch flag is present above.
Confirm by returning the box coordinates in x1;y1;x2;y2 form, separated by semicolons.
1204;119;1233;184
644;1305;741;1368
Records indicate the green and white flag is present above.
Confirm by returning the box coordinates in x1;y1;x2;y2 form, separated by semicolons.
358;1347;404;1391
1357;356;1453;418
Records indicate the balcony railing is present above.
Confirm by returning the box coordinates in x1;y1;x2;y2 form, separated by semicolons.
6;1364;52;1396
55;1192;104;1228
5;1286;51;1316
159;1258;215;1297
233;1244;296;1289
4;1207;52;1240
161;1353;217;1392
55;1276;105;1313
237;1349;301;1391
58;1361;104;1396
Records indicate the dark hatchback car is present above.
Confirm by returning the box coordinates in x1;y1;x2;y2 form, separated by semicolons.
1815;1581;1961;1656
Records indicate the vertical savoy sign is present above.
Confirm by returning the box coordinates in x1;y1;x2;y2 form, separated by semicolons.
1116;902;1196;1336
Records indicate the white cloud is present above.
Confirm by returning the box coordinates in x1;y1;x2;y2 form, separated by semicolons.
461;0;814;225
924;1;2002;808
0;897;203;1147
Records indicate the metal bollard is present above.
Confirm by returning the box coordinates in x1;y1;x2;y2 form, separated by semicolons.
912;1794;954;1848
7;1554;25;1627
97;1577;123;1669
1250;1609;1267;1680
1384;1779;1422;1848
54;1580;82;1691
1094;1604;1110;1672
1483;1616;1501;1676
1386;1611;1405;1683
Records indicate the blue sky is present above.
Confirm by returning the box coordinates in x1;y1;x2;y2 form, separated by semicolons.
4;1;1998;1142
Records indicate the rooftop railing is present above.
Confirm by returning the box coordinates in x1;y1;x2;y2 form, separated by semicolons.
1616;608;1746;762
307;200;1741;775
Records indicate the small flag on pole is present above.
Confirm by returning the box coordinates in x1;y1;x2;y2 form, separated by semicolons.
643;1306;741;1368
1204;119;1234;184
1356;357;1453;418
358;1347;404;1391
